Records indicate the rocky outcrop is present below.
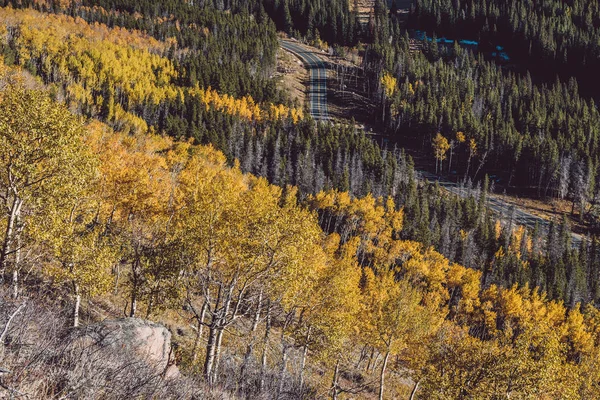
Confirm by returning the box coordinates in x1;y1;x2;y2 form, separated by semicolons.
77;318;180;379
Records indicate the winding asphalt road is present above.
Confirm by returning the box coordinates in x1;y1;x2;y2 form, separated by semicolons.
280;40;330;121
280;40;582;247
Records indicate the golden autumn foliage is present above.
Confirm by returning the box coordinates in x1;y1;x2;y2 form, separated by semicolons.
304;187;600;398
432;133;450;161
0;7;304;134
3;79;600;397
380;72;398;99
189;86;303;123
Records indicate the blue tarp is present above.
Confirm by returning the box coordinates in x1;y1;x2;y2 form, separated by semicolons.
414;31;510;60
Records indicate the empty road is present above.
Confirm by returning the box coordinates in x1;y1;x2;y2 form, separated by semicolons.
280;40;329;121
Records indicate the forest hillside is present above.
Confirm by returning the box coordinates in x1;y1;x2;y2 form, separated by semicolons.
0;0;600;399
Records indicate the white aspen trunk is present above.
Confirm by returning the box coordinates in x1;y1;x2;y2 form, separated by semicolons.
252;290;263;332
211;290;232;384
259;302;271;392
299;326;312;393
409;380;420;400
1;197;22;282
130;295;137;318
11;269;18;300
204;287;222;384
204;324;218;383
73;282;81;328
378;350;391;400
192;301;207;364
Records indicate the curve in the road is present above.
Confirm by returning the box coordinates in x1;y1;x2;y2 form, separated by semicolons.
280;40;329;121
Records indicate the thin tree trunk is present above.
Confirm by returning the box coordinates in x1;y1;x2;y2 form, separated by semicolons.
259;301;272;392
241;290;262;380
11;269;18;300
11;215;21;300
371;352;381;373
211;328;224;383
355;345;368;369
204;324;218;383
0;197;22;274
409;380;420;400
252;289;262;332
465;154;472;181
204;287;222;384
276;344;288;399
130;293;137;318
192;301;207;364
331;359;340;400
211;290;232;384
299;326;312;394
366;346;375;372
378;350;390;400
73;282;81;328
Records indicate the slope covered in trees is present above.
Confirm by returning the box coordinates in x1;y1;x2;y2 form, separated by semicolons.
410;0;600;96
373;35;600;201
2;0;598;312
0;5;412;202
354;6;600;218
2;72;600;398
0;7;303;135
4;1;600;397
6;0;283;101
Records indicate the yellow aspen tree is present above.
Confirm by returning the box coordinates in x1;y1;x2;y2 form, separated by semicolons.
0;83;93;299
289;234;362;395
432;133;450;174
362;268;444;400
93;131;175;318
380;72;397;121
174;149;324;384
43;203;118;327
380;72;397;99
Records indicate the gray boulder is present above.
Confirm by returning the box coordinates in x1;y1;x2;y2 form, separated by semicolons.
76;318;180;379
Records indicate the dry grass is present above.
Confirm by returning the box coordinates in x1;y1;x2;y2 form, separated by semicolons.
276;47;308;109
